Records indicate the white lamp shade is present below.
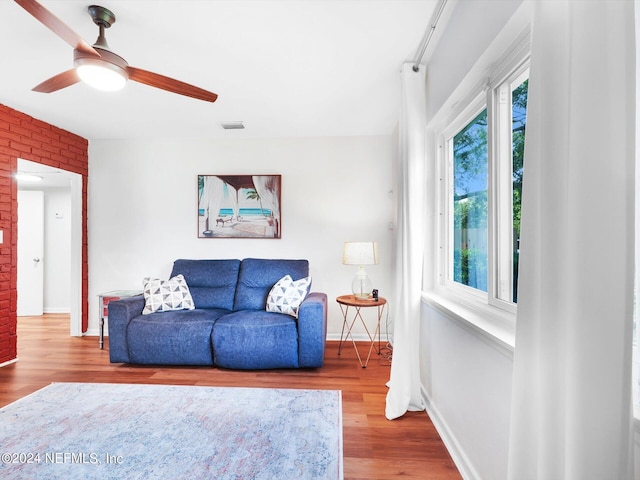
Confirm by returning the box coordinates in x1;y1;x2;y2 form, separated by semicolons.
342;241;378;299
342;242;379;266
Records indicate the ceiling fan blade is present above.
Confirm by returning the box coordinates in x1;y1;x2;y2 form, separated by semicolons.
14;0;99;56
127;67;218;103
33;69;80;93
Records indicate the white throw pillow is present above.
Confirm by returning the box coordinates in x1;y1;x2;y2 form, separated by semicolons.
142;274;196;315
266;275;312;318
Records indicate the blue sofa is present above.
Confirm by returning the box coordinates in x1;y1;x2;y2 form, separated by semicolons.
108;258;327;369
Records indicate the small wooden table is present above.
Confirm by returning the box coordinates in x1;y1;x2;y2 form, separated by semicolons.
336;294;387;368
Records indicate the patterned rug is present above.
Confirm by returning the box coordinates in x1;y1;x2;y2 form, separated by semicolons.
0;383;343;479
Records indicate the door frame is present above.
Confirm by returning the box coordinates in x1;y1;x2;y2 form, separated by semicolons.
69;173;82;336
17;159;83;336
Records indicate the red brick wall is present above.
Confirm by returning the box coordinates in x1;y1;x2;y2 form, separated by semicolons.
0;104;88;364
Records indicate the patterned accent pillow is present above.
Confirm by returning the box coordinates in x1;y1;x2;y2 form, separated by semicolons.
266;275;312;319
142;274;196;315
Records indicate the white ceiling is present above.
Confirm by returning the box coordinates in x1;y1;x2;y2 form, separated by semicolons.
0;0;438;141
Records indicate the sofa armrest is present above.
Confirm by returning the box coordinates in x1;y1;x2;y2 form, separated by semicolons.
108;294;145;363
297;292;327;367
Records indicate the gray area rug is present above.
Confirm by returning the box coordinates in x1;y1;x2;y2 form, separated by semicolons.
0;382;343;479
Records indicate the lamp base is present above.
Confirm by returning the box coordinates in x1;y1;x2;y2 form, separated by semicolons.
353;293;371;300
352;266;373;300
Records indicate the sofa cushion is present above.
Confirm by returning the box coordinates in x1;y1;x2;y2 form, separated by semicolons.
234;258;309;311
127;309;228;365
142;274;195;315
171;259;241;310
212;310;299;369
266;275;312;318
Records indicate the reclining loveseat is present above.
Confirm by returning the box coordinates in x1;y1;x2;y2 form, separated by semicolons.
107;258;327;369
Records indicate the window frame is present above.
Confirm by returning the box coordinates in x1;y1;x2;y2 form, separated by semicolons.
440;95;489;304
437;57;530;316
488;62;529;312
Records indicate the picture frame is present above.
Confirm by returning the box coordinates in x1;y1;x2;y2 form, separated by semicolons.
197;174;281;239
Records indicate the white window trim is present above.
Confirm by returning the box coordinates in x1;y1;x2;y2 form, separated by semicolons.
488;62;529;314
426;27;531;345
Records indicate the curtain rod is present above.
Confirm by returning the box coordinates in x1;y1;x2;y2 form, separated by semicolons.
412;0;448;72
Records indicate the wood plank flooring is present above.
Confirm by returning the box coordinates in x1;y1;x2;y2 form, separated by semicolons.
0;314;461;480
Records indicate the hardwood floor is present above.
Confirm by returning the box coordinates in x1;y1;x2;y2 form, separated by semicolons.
0;314;461;480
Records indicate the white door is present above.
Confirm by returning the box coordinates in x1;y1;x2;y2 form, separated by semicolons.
17;190;44;316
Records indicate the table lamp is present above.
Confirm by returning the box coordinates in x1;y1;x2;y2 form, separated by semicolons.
342;241;379;299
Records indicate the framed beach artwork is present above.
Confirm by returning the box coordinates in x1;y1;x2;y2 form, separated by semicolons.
198;174;281;238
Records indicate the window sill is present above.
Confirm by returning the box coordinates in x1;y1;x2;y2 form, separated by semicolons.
422;288;516;357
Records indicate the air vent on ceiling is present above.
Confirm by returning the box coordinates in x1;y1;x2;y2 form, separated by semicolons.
220;121;245;130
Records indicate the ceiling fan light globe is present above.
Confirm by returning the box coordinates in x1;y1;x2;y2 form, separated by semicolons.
75;60;128;91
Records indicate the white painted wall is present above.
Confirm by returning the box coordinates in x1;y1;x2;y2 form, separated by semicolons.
421;302;513;480
425;0;525;123
43;188;71;313
88;136;395;337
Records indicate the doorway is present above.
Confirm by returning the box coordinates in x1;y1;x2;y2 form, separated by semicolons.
16;159;83;336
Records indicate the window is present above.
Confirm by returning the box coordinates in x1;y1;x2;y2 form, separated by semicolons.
452;109;488;292
441;65;528;311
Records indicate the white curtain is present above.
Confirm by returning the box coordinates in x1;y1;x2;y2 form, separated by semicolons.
253;175;281;236
199;176;225;230
508;1;635;479
252;176;280;216
227;183;238;220
385;63;427;420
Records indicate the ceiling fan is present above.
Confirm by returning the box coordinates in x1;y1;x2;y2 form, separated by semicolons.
14;0;218;102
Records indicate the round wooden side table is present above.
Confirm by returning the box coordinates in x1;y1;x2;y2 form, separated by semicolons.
336;294;387;368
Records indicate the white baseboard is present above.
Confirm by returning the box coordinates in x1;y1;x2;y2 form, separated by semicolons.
22;328;388;343
326;333;390;342
421;385;481;480
85;331;389;342
84;328;99;337
43;308;71;314
0;358;18;368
